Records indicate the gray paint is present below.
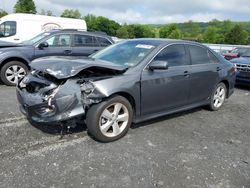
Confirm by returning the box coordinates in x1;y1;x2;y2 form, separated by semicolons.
16;39;236;125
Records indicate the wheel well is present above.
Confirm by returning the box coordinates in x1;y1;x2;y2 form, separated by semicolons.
0;57;30;71
220;80;229;98
112;92;136;114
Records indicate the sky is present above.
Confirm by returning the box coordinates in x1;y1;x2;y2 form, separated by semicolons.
1;0;250;24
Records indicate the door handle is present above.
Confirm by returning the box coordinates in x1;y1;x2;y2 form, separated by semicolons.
216;67;221;71
64;50;72;55
183;70;190;77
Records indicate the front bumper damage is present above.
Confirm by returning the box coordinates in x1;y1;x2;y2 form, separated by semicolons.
16;73;103;124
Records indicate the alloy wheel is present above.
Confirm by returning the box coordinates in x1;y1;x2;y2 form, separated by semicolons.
99;102;129;137
213;86;226;108
5;65;26;84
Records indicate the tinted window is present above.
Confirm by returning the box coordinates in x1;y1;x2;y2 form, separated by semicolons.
0;21;16;38
74;35;99;47
154;44;188;67
189;45;218;64
45;34;71;47
96;37;112;47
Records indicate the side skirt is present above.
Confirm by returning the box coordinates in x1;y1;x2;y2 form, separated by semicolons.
133;101;209;124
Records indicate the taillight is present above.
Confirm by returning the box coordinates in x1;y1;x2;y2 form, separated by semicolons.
233;63;237;72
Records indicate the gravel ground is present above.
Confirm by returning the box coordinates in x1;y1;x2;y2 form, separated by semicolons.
0;85;249;188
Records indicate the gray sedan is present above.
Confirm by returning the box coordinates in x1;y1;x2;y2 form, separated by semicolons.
16;39;236;142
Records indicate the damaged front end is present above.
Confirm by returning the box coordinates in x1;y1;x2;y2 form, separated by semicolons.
16;58;126;124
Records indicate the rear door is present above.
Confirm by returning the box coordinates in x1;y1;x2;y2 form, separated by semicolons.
71;34;102;56
186;44;222;104
141;44;191;115
34;34;72;58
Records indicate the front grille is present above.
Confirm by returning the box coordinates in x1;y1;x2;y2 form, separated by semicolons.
236;64;250;72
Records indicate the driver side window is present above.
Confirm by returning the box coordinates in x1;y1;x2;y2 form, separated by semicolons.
45;34;71;47
154;44;189;67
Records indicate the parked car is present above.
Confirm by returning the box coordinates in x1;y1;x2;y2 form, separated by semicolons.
223;47;250;60
230;51;250;85
0;29;114;85
16;39;236;142
0;13;87;43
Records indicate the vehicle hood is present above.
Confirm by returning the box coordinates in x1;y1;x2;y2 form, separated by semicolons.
0;41;31;51
30;56;127;79
0;40;20;47
230;56;250;65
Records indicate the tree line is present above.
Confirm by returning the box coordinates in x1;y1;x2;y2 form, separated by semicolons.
1;0;250;45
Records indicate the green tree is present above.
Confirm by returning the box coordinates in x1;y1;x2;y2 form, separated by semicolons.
159;24;177;38
168;29;182;39
203;26;217;43
0;9;8;18
83;15;120;36
14;0;36;14
183;20;200;38
141;25;155;38
225;24;248;45
116;25;130;38
84;14;97;31
40;9;53;16
61;9;81;19
46;10;53;16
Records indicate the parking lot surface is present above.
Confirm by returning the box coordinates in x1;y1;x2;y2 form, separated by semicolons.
0;85;249;188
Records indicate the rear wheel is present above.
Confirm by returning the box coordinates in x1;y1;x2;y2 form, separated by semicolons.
86;96;133;142
0;61;28;86
208;82;227;111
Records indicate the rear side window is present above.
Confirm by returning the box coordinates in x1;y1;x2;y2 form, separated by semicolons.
73;35;99;47
154;44;189;67
188;45;219;65
96;37;112;47
45;34;71;47
0;21;16;38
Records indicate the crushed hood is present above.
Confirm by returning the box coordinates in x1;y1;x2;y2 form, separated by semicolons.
31;56;127;79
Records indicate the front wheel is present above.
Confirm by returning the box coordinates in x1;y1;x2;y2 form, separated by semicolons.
0;61;28;86
86;96;133;142
208;82;227;111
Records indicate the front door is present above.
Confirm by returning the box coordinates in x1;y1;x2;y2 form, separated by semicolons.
34;34;72;58
141;44;191;115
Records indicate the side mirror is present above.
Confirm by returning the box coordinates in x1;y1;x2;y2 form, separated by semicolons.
149;60;169;71
38;42;49;49
237;53;241;57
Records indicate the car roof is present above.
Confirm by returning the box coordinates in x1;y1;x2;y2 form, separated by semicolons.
48;29;111;38
123;38;204;47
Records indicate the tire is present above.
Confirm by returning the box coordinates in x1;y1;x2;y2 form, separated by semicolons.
0;61;28;86
86;95;133;142
208;82;227;111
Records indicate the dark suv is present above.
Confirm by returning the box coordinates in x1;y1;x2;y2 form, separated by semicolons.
0;30;114;85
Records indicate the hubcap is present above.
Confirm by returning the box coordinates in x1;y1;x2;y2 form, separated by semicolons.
213;86;226;108
99;103;129;137
5;65;26;84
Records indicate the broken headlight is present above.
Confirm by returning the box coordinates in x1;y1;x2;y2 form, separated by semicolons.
80;81;95;95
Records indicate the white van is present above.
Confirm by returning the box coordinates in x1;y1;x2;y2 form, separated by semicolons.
0;13;87;43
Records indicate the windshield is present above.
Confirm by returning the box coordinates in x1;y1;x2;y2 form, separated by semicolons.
232;48;250;57
91;40;157;67
21;32;51;45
